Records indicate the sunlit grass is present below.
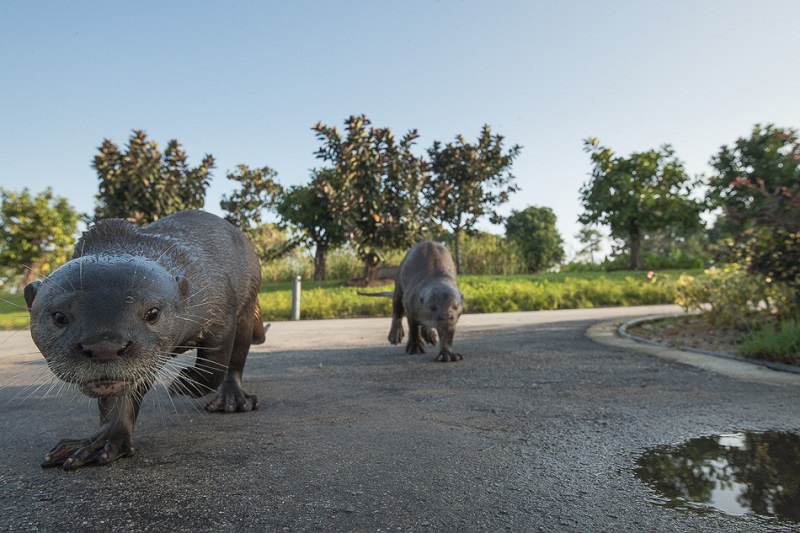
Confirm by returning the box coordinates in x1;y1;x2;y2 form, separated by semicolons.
2;269;699;328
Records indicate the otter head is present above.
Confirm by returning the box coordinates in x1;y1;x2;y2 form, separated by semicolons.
420;284;464;330
24;255;192;398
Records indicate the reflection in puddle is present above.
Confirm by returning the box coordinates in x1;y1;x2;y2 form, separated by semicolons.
635;431;800;522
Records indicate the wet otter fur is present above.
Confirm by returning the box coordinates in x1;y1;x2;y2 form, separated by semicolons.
387;241;464;362
24;210;266;469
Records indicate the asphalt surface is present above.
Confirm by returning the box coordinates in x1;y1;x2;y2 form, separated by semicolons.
2;305;800;532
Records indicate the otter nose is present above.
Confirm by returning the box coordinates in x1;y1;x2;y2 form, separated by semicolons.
79;339;132;362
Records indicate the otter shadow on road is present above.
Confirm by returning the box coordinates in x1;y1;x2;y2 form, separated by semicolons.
1;307;799;532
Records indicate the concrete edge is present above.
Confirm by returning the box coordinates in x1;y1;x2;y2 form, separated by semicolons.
587;315;800;387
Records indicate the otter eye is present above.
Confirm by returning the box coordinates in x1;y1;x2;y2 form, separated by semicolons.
51;312;69;327
143;307;161;323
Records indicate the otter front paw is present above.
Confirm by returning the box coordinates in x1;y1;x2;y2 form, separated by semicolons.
388;319;405;345
42;432;135;470
435;349;463;363
205;382;259;413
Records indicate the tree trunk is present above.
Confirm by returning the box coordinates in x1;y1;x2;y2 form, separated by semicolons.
454;227;463;275
20;263;41;292
628;221;643;270
363;251;382;281
313;244;328;281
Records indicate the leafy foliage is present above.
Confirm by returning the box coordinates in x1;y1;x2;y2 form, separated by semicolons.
708;125;800;315
220;164;283;229
425;125;521;272
93;129;214;224
708;124;800;231
434;231;526;275
574;225;604;264
505;205;565;273
579;138;705;270
0;188;81;289
675;264;793;329
219;164;293;263
276;169;348;280
312;115;428;279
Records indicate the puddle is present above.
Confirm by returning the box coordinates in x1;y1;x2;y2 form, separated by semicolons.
635;430;800;522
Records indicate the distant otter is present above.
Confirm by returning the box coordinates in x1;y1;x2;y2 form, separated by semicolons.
24;210;267;469
387;241;464;362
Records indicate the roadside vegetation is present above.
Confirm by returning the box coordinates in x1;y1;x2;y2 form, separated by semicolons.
0;120;797;364
0;268;692;329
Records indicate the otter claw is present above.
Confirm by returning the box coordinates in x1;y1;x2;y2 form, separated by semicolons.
435;350;463;363
205;392;258;413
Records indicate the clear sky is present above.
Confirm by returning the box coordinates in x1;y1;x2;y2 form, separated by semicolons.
2;1;799;258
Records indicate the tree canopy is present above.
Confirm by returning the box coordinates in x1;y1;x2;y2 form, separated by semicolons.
220;164;290;263
312;115;428;279
0;188;81;289
93;129;214;224
505;206;565;273
276;169;347;281
579;138;705;270
708;125;800;315
425;125;521;273
220;164;283;229
709;123;800;233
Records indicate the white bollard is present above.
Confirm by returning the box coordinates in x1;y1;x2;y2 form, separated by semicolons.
290;275;301;320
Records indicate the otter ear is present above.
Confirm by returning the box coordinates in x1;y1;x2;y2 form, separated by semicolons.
175;276;191;298
24;281;42;312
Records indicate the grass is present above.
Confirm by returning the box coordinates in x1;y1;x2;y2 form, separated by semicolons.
739;319;800;365
1;268;697;329
0;293;30;330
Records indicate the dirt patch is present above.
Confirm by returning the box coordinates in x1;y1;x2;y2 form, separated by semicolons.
626;315;749;356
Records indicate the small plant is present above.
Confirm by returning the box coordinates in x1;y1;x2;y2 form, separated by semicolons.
739;319;800;364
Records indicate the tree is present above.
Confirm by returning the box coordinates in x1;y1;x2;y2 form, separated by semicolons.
220;164;283;228
505;206;565;273
708;125;800;315
575;225;604;264
93;129;214;224
276;169;347;281
425;125;521;273
219;164;291;263
579;138;705;270
708;124;800;234
312;115;429;280
0;188;81;289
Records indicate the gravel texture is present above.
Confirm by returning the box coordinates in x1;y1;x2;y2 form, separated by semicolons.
2;305;799;532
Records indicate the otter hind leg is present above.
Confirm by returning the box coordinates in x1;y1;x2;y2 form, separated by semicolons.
388;285;405;345
205;307;259;413
405;317;427;354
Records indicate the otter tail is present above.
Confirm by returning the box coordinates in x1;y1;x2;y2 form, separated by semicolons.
356;291;394;298
252;302;269;344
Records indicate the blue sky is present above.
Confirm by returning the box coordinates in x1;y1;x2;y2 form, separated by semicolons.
2;1;799;257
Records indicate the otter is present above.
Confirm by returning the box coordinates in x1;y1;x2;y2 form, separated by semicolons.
387;241;464;362
24;210;266;469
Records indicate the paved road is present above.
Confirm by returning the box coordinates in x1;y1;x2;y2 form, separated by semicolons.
1;305;799;532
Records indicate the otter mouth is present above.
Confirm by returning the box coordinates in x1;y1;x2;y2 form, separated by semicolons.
82;379;134;397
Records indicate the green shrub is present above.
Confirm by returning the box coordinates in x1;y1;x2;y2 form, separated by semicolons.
739;319;800;364
675;263;789;329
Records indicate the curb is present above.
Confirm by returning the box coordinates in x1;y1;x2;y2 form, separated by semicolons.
617;314;800;375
